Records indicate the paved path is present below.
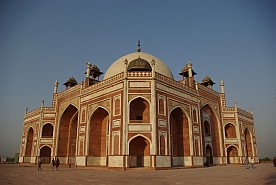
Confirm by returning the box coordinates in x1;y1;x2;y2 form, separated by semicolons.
0;163;275;185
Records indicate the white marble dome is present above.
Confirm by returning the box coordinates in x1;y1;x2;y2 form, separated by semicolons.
104;52;174;80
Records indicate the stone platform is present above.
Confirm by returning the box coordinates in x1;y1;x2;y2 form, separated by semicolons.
0;163;275;185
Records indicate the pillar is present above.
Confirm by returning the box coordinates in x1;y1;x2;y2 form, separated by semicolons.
220;81;225;94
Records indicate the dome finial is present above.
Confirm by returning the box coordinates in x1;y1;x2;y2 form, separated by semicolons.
137;40;141;52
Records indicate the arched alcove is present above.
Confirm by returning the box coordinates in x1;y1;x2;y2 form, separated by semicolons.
129;97;150;123
129;136;150;167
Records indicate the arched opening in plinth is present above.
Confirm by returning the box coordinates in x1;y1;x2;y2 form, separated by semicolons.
170;107;189;167
129;136;150;167
25;127;34;158
227;146;238;164
244;128;252;157
57;105;78;163
88;107;109;166
205;145;213;166
40;146;51;164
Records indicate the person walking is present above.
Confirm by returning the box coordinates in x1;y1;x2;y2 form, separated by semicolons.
55;158;60;171
250;157;255;169
51;158;55;170
273;157;276;167
68;158;72;168
37;156;42;171
245;157;249;169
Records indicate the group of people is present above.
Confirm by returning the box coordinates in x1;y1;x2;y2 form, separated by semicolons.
51;158;60;170
245;157;255;169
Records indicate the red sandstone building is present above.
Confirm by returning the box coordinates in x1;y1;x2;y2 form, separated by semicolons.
19;44;258;169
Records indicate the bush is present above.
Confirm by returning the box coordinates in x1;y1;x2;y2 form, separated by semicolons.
259;157;272;162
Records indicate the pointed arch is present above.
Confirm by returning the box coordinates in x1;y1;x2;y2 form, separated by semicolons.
227;145;238;164
42;123;54;138
129;135;150;167
169;106;190;167
201;104;221;157
129;97;150;123
88;106;109;165
160;135;166;155
40;145;52;164
57;104;78;159
225;123;236;138
25;127;34;157
244;128;252;157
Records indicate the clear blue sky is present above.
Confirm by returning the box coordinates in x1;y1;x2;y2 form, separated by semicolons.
0;0;275;158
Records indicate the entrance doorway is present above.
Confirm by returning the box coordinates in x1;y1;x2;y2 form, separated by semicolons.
40;146;51;164
206;145;213;167
227;146;238;164
129;136;150;167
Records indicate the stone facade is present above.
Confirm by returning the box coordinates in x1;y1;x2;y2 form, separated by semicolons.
19;49;258;169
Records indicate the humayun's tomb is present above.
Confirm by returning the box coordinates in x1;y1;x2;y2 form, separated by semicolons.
19;42;258;170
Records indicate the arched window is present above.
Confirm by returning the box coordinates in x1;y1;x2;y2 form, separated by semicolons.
225;123;236;138
204;120;211;136
42;123;53;137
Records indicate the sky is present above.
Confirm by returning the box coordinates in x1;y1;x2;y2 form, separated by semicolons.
0;0;275;158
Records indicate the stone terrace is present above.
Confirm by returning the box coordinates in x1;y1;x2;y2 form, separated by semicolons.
0;163;275;185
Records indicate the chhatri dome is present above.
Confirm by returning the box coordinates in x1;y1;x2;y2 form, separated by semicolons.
104;41;174;80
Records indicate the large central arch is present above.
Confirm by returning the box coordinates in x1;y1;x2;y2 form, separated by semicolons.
88;107;109;166
170;107;190;167
129;136;150;167
25;127;34;158
201;105;221;158
244;128;252;157
57;104;78;163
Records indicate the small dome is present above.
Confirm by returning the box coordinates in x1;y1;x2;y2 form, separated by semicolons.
201;75;215;86
91;64;100;72
104;52;174;80
63;76;77;87
127;57;152;71
179;63;197;77
202;75;212;83
181;64;189;72
85;64;103;79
